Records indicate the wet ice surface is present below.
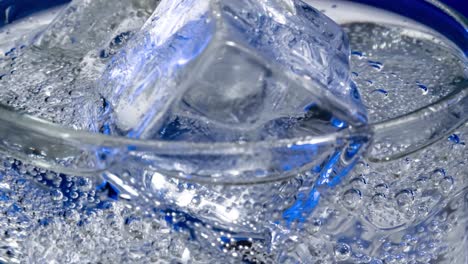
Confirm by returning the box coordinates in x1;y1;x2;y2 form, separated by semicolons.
99;0;366;141
0;1;467;264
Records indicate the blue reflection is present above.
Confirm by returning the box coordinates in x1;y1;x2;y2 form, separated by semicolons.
283;188;320;224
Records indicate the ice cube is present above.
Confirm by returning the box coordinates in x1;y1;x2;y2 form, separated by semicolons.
99;0;367;140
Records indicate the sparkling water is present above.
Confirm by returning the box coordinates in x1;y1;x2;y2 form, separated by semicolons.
0;1;466;263
0;0;159;129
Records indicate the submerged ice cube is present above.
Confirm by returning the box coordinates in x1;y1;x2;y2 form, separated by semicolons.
100;0;367;140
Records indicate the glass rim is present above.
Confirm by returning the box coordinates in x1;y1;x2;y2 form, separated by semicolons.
0;0;466;180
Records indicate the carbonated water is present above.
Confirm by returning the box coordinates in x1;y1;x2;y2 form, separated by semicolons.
0;1;466;263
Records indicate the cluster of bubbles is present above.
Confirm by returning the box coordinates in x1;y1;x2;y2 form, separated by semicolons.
345;23;467;123
0;156;219;263
1;127;463;263
0;0;159;130
0;37;106;132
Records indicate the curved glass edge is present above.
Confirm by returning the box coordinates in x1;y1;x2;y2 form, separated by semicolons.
351;0;468;56
368;86;468;162
0;104;371;184
1;83;465;182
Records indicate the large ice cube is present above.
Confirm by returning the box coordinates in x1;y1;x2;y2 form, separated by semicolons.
99;0;367;140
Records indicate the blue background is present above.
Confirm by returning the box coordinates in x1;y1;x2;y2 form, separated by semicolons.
442;0;468;17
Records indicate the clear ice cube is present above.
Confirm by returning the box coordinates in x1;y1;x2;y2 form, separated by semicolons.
99;0;367;140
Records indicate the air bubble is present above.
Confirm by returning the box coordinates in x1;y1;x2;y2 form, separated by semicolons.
368;60;383;70
70;191;79;199
415;176;429;190
430;168;445;184
372;193;387;206
334;243;351;261
351;51;363;57
354;161;370;174
395;189;414;208
350;176;367;189
371;89;388;96
416;82;428;94
342;189;362;209
50;190;63;201
374;183;389;194
439;176;454;194
191;196;201;206
306;218;322;234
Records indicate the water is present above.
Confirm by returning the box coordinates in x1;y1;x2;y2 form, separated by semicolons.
0;0;159;129
0;1;467;263
98;0;366;141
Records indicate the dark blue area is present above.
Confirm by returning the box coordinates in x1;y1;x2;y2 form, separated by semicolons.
448;133;465;145
95;180;120;200
162;207;265;250
0;0;71;26
448;133;461;144
158;117;192;140
441;0;468;18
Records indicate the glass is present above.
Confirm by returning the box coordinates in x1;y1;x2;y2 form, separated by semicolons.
0;0;466;261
